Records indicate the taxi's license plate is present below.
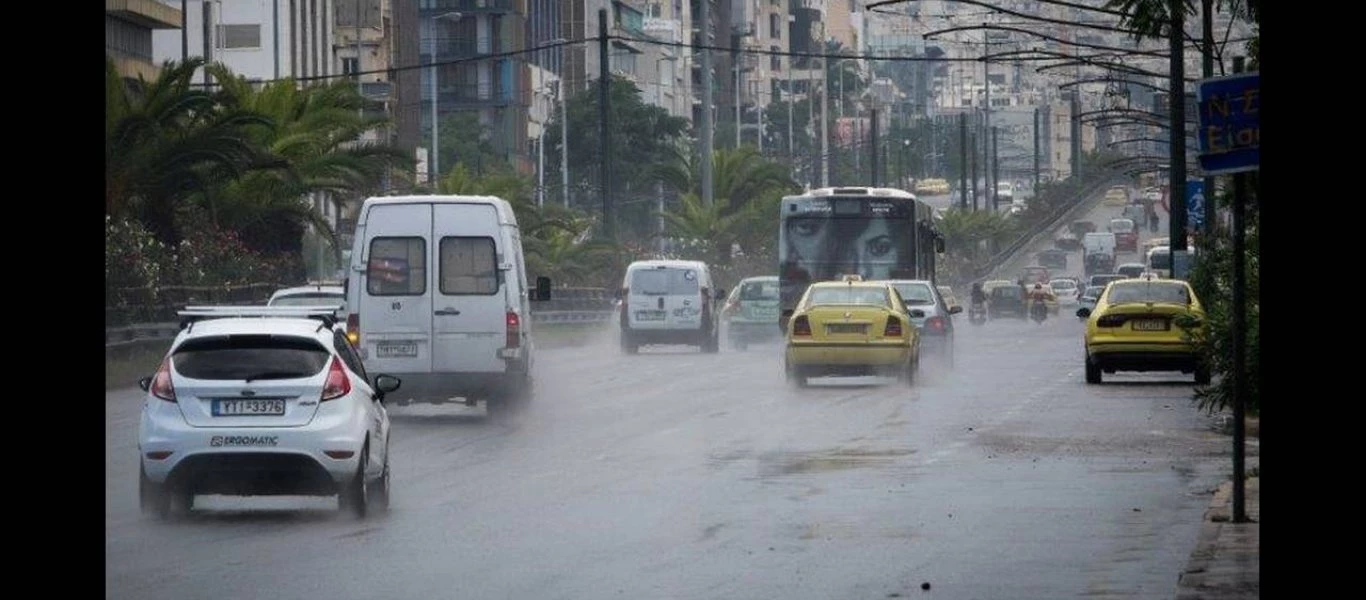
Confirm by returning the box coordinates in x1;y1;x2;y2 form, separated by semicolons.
213;399;286;416
1131;319;1169;331
826;323;867;334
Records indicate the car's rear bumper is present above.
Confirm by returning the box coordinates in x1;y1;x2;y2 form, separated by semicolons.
786;343;911;367
727;320;780;341
1087;342;1200;371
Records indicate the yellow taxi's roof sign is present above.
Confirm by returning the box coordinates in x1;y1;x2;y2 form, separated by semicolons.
841;274;864;282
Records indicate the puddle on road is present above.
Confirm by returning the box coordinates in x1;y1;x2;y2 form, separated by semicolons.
755;448;916;477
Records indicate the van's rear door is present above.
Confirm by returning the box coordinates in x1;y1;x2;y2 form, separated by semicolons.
432;203;505;374
627;265;702;331
359;203;433;374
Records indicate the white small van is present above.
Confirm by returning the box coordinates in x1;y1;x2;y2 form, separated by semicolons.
344;195;551;417
618;259;724;354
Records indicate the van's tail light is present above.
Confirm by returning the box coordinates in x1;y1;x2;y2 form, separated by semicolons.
506;311;521;349
884;316;903;337
150;357;176;402
924;316;947;334
791;315;812;337
321;357;351;402
346;313;360;345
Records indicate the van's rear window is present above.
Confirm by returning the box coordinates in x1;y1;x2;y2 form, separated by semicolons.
368;237;427;296
631;268;700;295
172;335;331;381
440;237;499;295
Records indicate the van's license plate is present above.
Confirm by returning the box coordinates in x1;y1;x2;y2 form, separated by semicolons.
377;342;418;358
213;399;285;416
635;310;666;321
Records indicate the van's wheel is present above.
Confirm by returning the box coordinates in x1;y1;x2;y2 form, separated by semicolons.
340;444;370;518
139;463;171;520
1085;355;1102;384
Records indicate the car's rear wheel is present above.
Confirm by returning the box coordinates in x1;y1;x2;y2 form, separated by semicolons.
139;463;171;520
1194;361;1212;385
340;444;370;518
1084;355;1102;384
367;459;391;513
785;359;808;388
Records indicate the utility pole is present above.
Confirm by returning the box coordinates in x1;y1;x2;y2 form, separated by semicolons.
1070;92;1081;181
992;126;1000;211
959;112;968;209
969;130;979;211
182;0;189;60
558;78;569;208
355;0;364;100
598;9;613;240
202;1;212;87
1168;0;1188;257
786;59;794;166
735;50;742;148
819;19;828;187
870;107;879;187
1201;0;1217;237
700;0;714;205
982;26;993;211
1033;107;1041;193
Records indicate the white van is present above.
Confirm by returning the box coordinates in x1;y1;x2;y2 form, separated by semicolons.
1082;231;1117;256
618;260;724;354
344;195;551;417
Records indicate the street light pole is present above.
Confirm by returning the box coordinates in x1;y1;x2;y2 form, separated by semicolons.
427;12;463;185
819;20;829;187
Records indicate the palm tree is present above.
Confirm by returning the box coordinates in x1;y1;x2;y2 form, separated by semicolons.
205;64;411;260
1106;0;1259;65
653;146;798;259
106;57;273;247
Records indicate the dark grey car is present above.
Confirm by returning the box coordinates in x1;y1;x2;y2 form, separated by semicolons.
887;280;961;366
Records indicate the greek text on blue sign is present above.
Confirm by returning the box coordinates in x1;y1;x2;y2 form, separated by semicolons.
1196;73;1260;175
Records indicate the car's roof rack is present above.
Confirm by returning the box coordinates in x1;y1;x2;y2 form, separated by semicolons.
178;306;342;331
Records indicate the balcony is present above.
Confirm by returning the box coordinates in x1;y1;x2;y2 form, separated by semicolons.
421;0;515;15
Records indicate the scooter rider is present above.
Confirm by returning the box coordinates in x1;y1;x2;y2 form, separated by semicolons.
970;282;988;308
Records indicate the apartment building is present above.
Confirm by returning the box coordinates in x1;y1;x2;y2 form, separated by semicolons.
152;0;338;83
107;0;184;83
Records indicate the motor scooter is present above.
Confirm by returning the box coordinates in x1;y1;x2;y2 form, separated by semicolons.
969;301;987;326
1030;299;1048;325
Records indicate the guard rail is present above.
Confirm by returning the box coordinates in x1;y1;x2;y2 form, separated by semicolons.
971;172;1123;284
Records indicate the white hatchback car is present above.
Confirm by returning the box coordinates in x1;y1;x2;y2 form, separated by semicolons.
1049;278;1081;306
267;284;345;318
137;306;400;519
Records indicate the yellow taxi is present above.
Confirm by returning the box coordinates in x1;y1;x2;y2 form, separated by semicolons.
1103;185;1129;207
1075;274;1209;384
784;275;921;387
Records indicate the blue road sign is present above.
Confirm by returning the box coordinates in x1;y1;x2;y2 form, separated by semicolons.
1196;73;1260;175
1186;180;1205;230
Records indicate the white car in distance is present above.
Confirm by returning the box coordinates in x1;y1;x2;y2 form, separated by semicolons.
137;306;400;520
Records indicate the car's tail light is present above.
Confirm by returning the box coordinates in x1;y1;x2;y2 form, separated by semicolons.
506;311;521;349
791;315;812;337
724;299;738;316
150;357;176;402
1096;314;1127;328
884;316;903;337
321;357;351;402
346;313;360;345
924;316;947;334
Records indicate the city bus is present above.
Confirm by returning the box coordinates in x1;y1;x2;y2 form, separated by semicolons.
777;186;944;330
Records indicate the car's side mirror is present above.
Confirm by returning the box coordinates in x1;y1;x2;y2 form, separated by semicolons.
138;377;152;392
532;276;552;301
1076;307;1092;318
949;305;963;314
909;309;926;318
374;374;402;395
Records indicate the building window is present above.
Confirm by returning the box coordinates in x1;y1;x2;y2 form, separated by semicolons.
218;24;262;49
769;14;781;39
343;57;359;75
770;46;781;71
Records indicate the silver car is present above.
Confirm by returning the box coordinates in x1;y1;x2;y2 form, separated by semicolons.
886;280;961;365
1077;285;1105;317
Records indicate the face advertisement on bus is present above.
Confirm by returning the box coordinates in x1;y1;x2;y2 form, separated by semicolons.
778;195;920;313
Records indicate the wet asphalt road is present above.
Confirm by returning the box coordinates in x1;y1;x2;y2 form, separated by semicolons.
105;192;1233;600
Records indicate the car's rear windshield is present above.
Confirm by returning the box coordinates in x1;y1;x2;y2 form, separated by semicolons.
739;279;779;301
1051;280;1077;290
890;283;936;305
1106;282;1191;305
808;287;889;306
631;267;700;295
269;293;343;307
172;334;331;381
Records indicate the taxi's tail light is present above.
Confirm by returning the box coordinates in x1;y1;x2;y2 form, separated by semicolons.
1096;314;1127;328
924;316;946;334
346;313;360;345
321;357;351;402
506;311;521;349
791;315;812;337
884;316;903;337
150;357;176;403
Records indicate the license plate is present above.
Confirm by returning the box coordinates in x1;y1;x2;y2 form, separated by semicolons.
635;310;666;321
377;341;418;358
213;399;286;416
1131;319;1169;331
826;323;868;334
